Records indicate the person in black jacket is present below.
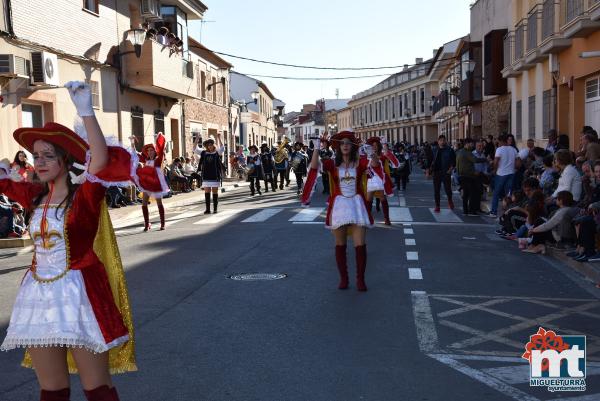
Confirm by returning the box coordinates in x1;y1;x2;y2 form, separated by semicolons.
320;139;334;194
196;135;225;214
393;143;411;191
260;143;276;192
290;142;308;195
246;145;264;196
429;135;456;212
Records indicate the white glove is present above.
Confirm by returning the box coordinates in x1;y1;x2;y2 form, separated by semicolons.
311;138;321;150
65;81;94;117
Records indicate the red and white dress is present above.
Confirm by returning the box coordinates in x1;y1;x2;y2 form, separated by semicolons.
366;151;400;197
0;146;153;372
302;158;373;229
137;133;169;198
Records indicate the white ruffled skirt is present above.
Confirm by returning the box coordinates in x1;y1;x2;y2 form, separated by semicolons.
1;269;128;354
327;194;372;230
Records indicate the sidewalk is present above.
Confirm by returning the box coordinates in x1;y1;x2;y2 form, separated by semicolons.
0;178;250;252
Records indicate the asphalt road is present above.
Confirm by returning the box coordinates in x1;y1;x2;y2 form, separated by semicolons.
1;170;599;401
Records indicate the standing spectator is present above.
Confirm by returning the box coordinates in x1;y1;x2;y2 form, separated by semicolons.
456;138;487;215
10;151;34;182
429;135;456;212
484;135;496;158
473;139;490;204
546;129;558;154
489;134;518;217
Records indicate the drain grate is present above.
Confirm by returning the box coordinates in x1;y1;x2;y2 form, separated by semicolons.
228;273;287;281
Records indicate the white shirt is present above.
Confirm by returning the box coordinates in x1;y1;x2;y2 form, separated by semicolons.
495;145;518;176
518;147;531;160
552;164;582;201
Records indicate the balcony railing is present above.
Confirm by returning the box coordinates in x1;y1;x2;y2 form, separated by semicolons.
503;32;513;68
542;0;555;40
527;10;538;52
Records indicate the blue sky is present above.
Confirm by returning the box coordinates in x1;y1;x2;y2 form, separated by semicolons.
190;0;472;112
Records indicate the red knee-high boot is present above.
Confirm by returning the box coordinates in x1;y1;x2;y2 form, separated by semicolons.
355;245;368;292
335;244;349;289
40;388;70;401
158;203;165;230
84;385;120;401
382;198;391;225
142;205;150;232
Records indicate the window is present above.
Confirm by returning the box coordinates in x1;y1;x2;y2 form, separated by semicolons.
212;77;217;102
543;89;551;136
420;88;425;113
412;91;417;115
87;80;100;109
131;106;144;151
83;0;99;14
201;71;206;99
222;82;227;105
586;77;600;101
399;95;403;116
391;97;395;119
516;100;522;140
154;110;165;134
385;99;389;120
528;95;536;138
404;93;408;116
370;104;373;123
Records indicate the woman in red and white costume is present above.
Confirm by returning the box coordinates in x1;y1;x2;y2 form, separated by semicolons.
301;131;377;291
130;134;169;231
364;137;400;226
0;82;163;401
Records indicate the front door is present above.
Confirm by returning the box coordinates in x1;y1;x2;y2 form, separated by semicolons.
171;119;180;158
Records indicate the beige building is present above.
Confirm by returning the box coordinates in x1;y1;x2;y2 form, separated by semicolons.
0;0;208;162
349;57;439;144
336;106;352;132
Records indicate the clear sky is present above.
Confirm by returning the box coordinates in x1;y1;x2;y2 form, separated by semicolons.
190;0;472;112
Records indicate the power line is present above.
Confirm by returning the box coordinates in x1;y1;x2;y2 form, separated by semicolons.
240;72;393;80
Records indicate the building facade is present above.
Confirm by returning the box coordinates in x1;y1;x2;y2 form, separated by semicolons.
349;57;439;144
0;0;208;162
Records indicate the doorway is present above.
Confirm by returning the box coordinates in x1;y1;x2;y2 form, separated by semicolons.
171;118;180;158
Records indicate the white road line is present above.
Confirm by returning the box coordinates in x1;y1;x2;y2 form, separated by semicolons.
292;221;324;225
427;354;540;401
408;268;423;280
389;207;413;222
289;207;324;222
403;223;412;227
242;208;284;223
410;291;439;352
406;251;419;261
481;365;533;385
399;197;406;207
387;198;400;206
429;208;463;223
404;228;414;235
193;209;241;225
405;238;416;246
165;210;206;227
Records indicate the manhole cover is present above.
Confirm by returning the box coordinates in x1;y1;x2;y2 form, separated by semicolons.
228;273;287;281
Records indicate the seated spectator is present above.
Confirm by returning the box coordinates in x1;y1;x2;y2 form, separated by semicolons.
107;186;125;209
12;203;26;236
551;149;582;203
522;201;552;254
569;161;600;261
182;157;201;189
497;177;540;236
529;191;579;249
0;197;23;238
169;158;191;193
579;161;596;208
539;155;558;197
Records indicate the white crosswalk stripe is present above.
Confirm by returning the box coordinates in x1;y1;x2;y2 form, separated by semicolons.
408;268;423;280
389;207;413;222
429;208;463;223
288;207;325;222
193;209;241;225
242;208;284;223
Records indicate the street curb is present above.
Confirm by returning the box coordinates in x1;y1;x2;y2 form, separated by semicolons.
0;237;32;249
547;248;600;284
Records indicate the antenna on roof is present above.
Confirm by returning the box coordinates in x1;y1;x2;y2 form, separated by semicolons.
198;20;216;42
335;88;339;99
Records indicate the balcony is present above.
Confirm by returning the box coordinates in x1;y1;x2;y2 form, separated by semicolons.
484;29;508;95
540;0;572;55
525;6;546;64
122;40;197;99
561;0;600;38
459;75;482;106
591;0;600;20
501;32;520;78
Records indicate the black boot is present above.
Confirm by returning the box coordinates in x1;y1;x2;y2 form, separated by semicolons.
212;193;218;213
204;192;212;214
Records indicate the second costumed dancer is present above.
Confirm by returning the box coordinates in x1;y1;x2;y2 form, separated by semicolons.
364;137;400;226
301;131;376;291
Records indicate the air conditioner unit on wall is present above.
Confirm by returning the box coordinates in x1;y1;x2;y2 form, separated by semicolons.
0;54;29;78
30;52;59;86
141;0;161;20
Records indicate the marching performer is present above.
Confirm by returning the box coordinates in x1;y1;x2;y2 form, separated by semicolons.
301;131;376;291
273;139;289;190
392;143;411;191
0;82;151;401
260;143;276;192
131;133;169;231
246;145;264;196
291;142;308;195
196;134;224;214
365;137;400;226
319;139;334;194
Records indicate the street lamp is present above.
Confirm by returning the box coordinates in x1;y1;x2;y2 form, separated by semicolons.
125;28;147;58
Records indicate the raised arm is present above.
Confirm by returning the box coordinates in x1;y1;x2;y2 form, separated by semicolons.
309;138;320;170
65;81;107;175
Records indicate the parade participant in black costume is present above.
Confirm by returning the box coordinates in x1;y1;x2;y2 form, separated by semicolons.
320;138;334;194
393;143;411;191
260;143;276;192
285;142;293;187
196;134;224;214
246;145;264;196
290;142;309;195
